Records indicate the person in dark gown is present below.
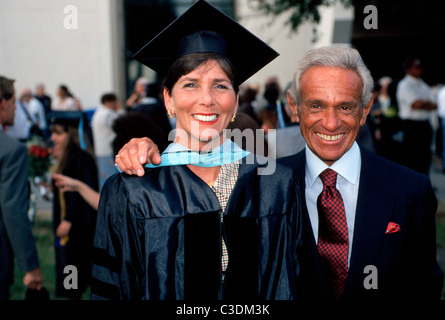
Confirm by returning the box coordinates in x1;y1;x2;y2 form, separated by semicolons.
49;111;98;299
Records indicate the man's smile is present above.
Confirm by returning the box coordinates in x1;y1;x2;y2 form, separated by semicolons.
316;133;345;141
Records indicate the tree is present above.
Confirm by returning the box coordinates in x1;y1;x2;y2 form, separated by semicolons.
250;0;354;39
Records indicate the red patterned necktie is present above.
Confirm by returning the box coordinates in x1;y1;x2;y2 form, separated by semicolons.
317;168;348;300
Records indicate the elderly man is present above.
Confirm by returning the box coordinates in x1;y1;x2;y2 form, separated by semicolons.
114;47;443;300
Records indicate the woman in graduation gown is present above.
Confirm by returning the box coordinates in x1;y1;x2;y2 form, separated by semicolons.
49;111;99;299
91;0;301;300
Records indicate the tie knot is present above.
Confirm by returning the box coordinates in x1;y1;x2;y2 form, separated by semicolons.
319;168;337;187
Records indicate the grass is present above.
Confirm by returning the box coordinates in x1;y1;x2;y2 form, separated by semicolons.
8;216;445;300
9;218;90;300
436;217;445;300
437;217;445;249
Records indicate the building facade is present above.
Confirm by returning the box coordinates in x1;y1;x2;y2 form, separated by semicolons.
0;0;352;109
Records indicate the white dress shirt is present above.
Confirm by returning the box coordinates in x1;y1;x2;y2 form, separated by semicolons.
305;142;361;265
437;86;445;119
396;74;435;121
91;105;124;157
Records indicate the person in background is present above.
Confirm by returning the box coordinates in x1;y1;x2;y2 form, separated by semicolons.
0;76;43;299
111;112;170;163
6;88;47;142
35;83;52;118
396;57;437;175
266;84;306;159
49;111;98;299
52;173;99;211
91;93;124;189
130;82;172;142
52;85;81;111
125;77;149;108
257;108;277;134
226;111;268;158
437;85;445;173
237;85;261;126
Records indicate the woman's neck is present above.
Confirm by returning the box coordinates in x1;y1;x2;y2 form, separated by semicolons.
174;133;226;152
174;135;225;183
187;164;220;185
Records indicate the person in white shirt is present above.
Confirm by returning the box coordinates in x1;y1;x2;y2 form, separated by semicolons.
91;93;124;188
437;85;445;172
396;57;437;175
6;88;47;141
52;85;81;111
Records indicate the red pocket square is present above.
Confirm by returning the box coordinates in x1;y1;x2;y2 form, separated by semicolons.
385;222;401;234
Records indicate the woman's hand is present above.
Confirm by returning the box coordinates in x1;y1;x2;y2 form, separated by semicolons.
115;137;162;176
56;220;72;238
52;173;79;192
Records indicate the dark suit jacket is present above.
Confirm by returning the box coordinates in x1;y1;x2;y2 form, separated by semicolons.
280;145;444;300
0;132;39;298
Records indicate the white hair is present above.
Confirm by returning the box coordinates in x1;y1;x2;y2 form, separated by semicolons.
288;46;373;107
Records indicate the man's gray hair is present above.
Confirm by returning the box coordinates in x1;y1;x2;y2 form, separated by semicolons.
288;46;373;107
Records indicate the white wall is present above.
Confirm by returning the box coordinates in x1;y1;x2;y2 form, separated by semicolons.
0;0;125;109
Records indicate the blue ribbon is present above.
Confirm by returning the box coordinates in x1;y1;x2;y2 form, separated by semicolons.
114;139;249;172
145;139;249;168
78;115;86;150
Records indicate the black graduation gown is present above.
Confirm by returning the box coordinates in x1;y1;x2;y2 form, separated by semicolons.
53;146;99;298
91;157;302;300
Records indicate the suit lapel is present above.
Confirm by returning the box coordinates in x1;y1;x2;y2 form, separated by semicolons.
345;147;396;294
280;151;332;298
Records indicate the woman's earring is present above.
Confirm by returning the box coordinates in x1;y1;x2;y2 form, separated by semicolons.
168;110;176;119
230;114;236;122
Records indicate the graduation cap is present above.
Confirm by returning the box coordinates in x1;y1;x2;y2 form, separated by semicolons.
48;111;85;127
48;111;89;150
132;0;279;85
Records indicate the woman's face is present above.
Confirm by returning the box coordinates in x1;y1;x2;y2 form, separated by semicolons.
57;87;66;98
164;59;238;150
50;125;69;159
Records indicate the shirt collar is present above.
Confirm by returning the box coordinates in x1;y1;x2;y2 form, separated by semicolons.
305;141;361;187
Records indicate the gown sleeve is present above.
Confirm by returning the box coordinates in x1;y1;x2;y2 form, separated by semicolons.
63;150;99;225
90;174;144;300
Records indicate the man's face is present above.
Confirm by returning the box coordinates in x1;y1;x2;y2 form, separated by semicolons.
0;95;16;127
291;66;372;166
21;91;32;103
408;59;423;78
